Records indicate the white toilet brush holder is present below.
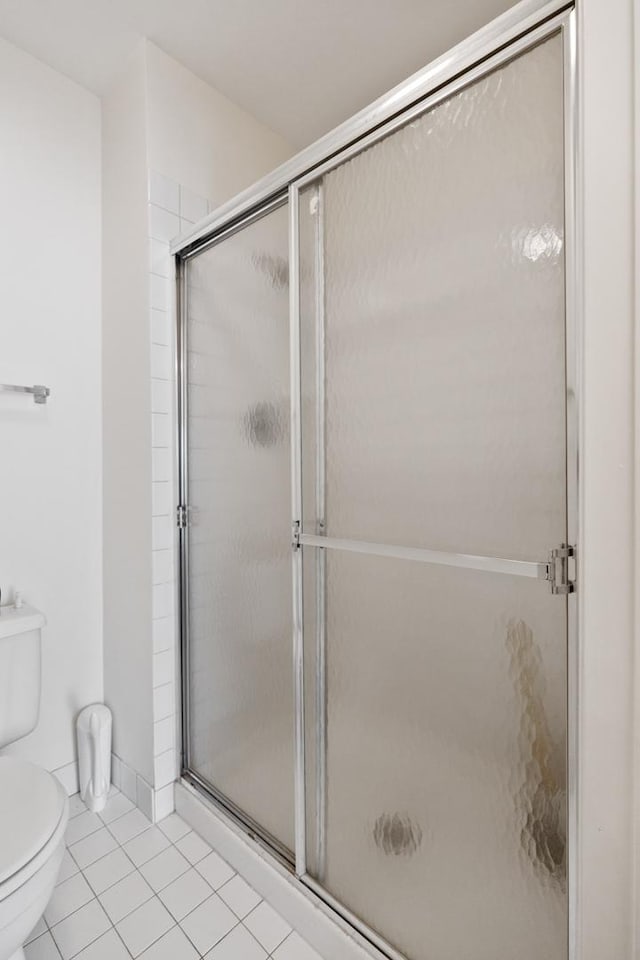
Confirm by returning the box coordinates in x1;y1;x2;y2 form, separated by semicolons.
77;704;112;812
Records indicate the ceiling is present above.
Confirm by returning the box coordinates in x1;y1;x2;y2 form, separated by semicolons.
0;0;517;147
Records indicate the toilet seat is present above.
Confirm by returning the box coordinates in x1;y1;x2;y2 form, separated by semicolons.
0;758;67;902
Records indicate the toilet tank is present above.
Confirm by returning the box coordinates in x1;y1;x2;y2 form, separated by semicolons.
0;605;44;748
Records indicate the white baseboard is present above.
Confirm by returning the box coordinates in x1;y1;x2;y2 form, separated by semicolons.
111;753;175;822
175;780;378;960
52;759;79;796
49;754;175;824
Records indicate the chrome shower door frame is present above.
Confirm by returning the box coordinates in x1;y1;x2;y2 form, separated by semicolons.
289;11;578;958
177;195;296;867
175;2;579;957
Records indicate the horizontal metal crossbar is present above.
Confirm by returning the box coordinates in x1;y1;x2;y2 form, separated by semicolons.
299;533;550;581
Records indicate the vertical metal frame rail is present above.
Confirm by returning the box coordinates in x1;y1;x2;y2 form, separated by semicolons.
176;255;190;773
563;10;580;959
313;183;328;881
289;185;307;877
175;2;579;958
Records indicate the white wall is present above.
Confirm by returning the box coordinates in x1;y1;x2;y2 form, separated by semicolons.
101;40;292;812
142;45;293;814
578;0;638;956
145;42;292;208
0;37;102;776
102;44;156;786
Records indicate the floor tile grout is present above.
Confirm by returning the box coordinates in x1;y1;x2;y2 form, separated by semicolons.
31;791;311;960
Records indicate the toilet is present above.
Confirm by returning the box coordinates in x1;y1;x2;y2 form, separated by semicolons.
0;606;69;960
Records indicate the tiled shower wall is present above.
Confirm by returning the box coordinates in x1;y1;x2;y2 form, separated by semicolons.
112;172;212;822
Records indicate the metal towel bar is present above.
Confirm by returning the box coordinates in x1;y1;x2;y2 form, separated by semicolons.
0;384;50;404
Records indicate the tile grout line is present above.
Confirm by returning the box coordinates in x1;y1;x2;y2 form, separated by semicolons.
120;894;179;958
51;797;300;960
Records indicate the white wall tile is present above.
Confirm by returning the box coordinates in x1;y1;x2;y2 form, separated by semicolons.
154;749;177;789
119;761;138;803
149;204;180;242
153;582;174;619
152;516;173;551
153;684;175;722
151;414;170;448
153;617;174;654
152;448;171;483
137;776;155;822
151;377;171;415
154;716;175;756
180;186;208;224
147;182;188;805
153;650;174;689
153;784;175;822
150;274;170;311
150;238;171;278
151;343;172;380
53;760;79;796
151;309;171;347
152;482;171;517
111;755;122;791
149;172;180;215
152;549;173;584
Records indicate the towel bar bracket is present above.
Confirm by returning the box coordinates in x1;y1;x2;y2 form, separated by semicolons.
0;383;50;404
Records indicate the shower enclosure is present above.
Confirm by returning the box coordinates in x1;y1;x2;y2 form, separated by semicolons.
175;4;577;959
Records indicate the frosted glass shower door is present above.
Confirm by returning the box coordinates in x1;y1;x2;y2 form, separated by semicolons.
297;31;568;960
183;202;294;855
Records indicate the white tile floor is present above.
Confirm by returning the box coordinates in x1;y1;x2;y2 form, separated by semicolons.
25;789;323;960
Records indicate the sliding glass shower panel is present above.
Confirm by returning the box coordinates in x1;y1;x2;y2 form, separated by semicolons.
300;33;566;561
185;203;294;853
303;549;567;960
298;30;567;960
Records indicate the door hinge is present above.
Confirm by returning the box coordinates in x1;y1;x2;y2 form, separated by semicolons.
547;544;576;595
292;520;301;550
176;504;189;529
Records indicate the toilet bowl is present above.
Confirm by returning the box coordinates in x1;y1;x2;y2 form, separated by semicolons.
0;757;69;960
